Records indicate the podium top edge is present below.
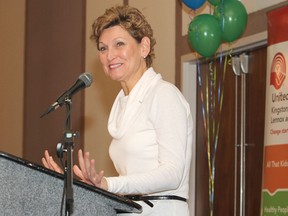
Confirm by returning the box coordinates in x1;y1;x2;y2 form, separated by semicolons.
0;150;142;213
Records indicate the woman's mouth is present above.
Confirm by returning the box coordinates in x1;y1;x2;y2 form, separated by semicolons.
109;63;122;69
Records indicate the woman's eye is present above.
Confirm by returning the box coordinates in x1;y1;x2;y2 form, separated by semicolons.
99;46;106;52
116;41;125;47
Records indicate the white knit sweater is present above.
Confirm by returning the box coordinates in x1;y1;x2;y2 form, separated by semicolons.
106;67;193;215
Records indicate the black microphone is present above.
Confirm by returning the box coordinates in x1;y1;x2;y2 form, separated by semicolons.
40;72;93;118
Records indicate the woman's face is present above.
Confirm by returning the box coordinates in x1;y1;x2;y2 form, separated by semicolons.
98;25;149;88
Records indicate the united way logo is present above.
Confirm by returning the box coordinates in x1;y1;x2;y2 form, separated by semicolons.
270;52;286;90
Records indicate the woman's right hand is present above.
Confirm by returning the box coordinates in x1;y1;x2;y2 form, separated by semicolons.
73;149;107;190
42;150;64;174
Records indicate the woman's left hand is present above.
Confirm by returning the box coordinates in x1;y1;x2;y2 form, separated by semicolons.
42;150;64;174
73;149;108;190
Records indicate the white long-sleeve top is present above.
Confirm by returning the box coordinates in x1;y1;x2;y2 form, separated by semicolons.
106;67;193;200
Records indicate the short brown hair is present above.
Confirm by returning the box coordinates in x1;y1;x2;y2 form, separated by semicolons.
90;5;156;67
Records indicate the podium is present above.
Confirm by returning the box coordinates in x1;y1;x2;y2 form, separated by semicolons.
0;151;142;215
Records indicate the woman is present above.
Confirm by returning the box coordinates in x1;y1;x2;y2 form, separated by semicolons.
43;5;193;216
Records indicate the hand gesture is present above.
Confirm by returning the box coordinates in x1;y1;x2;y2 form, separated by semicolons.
73;149;108;190
42;150;64;174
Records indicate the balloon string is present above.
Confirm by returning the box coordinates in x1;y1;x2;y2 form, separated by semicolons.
211;62;216;146
211;53;229;207
206;67;213;214
197;61;207;134
197;60;213;216
197;52;230;216
208;62;214;216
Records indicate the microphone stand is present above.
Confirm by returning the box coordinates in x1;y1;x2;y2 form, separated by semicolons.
60;96;78;215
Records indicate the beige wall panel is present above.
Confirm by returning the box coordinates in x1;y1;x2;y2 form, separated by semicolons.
129;0;176;84
85;0;123;176
0;1;25;157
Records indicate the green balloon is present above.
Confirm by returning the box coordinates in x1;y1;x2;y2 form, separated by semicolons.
188;14;222;57
208;0;232;6
208;0;221;6
214;0;248;42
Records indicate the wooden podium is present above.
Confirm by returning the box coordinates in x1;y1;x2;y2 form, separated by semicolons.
0;151;142;215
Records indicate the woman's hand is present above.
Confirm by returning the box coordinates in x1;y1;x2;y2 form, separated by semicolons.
73;149;108;190
42;150;64;174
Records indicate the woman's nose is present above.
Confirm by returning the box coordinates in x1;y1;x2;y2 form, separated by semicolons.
107;48;116;61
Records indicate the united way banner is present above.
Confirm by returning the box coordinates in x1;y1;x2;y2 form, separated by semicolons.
261;6;288;216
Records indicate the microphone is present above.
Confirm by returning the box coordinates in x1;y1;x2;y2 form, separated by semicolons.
40;72;93;118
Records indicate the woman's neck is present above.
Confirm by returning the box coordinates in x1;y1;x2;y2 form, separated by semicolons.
121;66;148;96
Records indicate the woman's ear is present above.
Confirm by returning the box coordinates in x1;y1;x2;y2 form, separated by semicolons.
141;36;151;58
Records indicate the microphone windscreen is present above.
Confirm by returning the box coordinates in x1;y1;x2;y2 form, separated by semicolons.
79;73;93;87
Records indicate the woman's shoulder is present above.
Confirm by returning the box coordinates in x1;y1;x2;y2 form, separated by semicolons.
153;77;183;98
144;68;188;103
